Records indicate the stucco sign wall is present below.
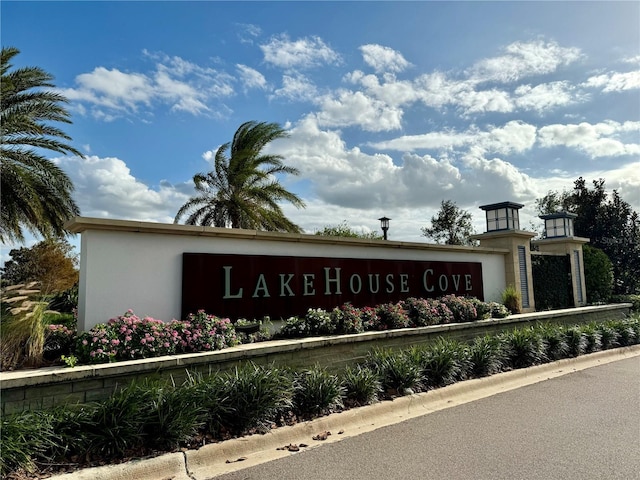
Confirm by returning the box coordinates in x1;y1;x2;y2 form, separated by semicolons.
66;218;509;331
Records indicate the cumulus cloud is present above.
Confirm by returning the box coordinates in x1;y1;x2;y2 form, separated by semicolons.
236;64;267;91
271;74;318;102
468;40;582;84
54;155;191;223
538;121;640;157
360;44;412;74
60;51;238;120
314;90;404;131
260;34;341;70
369;120;536;156
514;81;579;112
583;70;640;92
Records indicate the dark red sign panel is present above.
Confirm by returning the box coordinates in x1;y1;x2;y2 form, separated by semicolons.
181;253;484;320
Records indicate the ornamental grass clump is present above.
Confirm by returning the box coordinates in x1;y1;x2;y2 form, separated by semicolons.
293;365;344;417
564;326;587;357
366;348;423;396
410;338;470;388
536;323;569;361
580;323;603;353
0;410;59;476
501;327;547;369
468;335;504;377
597;322;620;350
221;363;294;435
340;364;382;407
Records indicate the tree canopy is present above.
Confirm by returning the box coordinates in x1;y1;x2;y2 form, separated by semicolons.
421;200;475;246
1;47;81;243
536;177;639;295
1;238;78;294
174;121;305;232
314;221;383;240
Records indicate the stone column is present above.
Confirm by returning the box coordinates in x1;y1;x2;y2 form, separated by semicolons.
472;230;537;313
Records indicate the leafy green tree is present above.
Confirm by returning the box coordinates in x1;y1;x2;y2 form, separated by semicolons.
1;47;81;243
421;200;475;246
536;177;639;295
175;121;305;232
1;238;78;294
315;221;383;239
582;245;613;303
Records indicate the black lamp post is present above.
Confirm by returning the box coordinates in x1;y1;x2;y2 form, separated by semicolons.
378;216;390;240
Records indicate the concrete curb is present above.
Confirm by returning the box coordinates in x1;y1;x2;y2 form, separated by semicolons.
48;345;640;480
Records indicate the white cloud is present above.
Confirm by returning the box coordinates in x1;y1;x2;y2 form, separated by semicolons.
260;34;341;70
236;64;267;91
55;155;191;223
538;121;640;157
583;70;640;92
469;40;582;84
514;81;579;112
360;44;412;74
271;74;318;102
315;90;404;131
236;23;261;44
62;52;238;120
370;121;536;156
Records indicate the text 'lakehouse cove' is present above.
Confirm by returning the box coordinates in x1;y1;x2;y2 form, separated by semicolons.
182;253;484;320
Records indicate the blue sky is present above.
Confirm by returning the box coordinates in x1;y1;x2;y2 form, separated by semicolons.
2;1;639;251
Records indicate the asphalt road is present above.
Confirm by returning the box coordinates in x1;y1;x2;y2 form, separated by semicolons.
212;356;640;480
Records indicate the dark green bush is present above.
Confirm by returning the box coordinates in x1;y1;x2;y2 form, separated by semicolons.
293;366;344;416
409;338;470;388
564;326;587;357
366;348;422;396
501;327;547;369
583;245;613;304
341;364;381;407
0;410;59;475
536;323;569;360
221;363;294;434
468;335;504;377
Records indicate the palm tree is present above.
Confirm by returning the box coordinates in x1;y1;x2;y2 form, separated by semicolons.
1;46;81;243
175;121;306;232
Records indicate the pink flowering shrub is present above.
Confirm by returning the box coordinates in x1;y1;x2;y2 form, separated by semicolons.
360;306;381;331
376;303;410;330
401;297;446;327
74;310;237;364
331;303;364;334
441;295;478;323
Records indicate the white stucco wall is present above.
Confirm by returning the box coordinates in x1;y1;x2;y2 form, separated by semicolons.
70;218;508;331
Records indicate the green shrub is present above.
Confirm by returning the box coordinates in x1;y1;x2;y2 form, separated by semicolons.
536;323;569;361
366;348;422;396
441;295;478;322
376;302;411;330
564;326;587;357
610;294;640;312
583;245;613;303
410;338;470;388
501;327;546;369
468;335;504;377
609;320;637;346
0;410;59;475
221;363;294;434
597;323;620;350
502;285;522;314
340;364;381;407
330;303;364;334
293;366;344;416
305;308;337;335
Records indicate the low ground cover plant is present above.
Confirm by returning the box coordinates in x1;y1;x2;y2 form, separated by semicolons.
2;315;638;478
